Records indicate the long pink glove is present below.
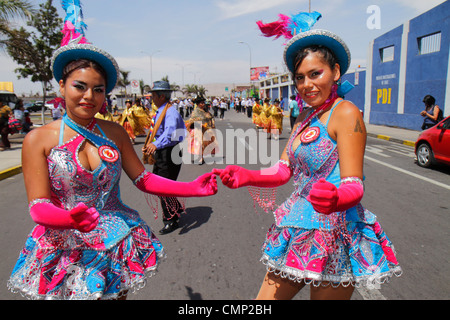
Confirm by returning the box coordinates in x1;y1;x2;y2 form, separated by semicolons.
212;161;292;189
134;171;217;197
29;200;99;232
307;178;364;214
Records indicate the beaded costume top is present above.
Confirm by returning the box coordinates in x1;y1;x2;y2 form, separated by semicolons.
44;115;145;250
273;103;376;229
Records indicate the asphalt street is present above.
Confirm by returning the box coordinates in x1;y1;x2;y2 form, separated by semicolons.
1;110;449;300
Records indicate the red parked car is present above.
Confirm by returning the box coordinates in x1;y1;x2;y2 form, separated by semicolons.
415;116;450;167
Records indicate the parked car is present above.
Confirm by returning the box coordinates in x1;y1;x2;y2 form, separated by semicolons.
24;102;40;112
415;115;450;168
24;101;52;112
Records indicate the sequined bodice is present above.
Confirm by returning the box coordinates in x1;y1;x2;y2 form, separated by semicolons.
274;103;376;229
287;116;340;198
42;116;144;250
47;133;122;211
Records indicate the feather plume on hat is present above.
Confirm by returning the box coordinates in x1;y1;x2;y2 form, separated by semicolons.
256;11;322;42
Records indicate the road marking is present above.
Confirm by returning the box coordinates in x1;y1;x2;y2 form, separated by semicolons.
364;155;450;190
366;146;391;158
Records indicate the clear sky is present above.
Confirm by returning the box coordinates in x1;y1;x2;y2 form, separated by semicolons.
0;0;446;96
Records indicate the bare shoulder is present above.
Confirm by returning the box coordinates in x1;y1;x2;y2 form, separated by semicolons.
334;100;363;118
95;118;130;147
329;100;366;136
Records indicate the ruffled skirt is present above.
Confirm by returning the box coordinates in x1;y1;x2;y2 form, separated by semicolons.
7;224;164;300
261;220;402;288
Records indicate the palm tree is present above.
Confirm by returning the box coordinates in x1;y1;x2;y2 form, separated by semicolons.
0;0;34;49
161;75;181;96
182;84;208;98
117;69;131;97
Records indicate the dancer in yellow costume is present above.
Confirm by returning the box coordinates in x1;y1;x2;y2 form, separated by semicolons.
259;98;271;132
130;98;151;136
119;99;137;144
267;98;284;139
95;104;114;122
252;99;262;129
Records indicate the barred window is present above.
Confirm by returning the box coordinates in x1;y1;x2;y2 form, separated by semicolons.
418;32;441;55
380;45;394;62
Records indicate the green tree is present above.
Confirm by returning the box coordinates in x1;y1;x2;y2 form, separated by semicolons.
161;75;181;96
0;0;34;49
182;84;207;97
117;70;131;97
5;0;62;124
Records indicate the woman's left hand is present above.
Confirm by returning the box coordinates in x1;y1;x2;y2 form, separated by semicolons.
307;178;338;214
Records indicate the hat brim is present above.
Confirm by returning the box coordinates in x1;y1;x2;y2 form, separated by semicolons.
150;88;173;92
284;29;351;75
52;44;119;94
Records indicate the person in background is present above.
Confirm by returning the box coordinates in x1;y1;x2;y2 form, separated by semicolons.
289;94;301;130
420;95;442;130
0;100;12;151
142;81;188;235
51;100;64;121
22;110;33;133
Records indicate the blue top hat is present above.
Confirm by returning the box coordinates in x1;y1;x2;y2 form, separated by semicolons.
51;0;119;94
51;41;119;94
284;29;351;76
150;81;173;91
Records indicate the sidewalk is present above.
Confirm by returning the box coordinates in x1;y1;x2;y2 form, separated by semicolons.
0;124;420;181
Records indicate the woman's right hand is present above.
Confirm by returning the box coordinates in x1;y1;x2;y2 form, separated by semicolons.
69;203;100;233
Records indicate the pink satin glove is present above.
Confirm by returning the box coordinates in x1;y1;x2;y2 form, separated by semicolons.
212;161;292;189
29;200;99;233
134;171;218;197
306;178;364;214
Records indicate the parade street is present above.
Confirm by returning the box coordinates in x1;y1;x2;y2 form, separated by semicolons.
1;110;449;300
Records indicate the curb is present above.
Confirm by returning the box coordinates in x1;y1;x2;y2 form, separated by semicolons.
0;165;22;181
367;133;415;147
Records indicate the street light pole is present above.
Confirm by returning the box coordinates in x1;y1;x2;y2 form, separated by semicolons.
176;63;191;88
238;41;252;85
141;50;161;85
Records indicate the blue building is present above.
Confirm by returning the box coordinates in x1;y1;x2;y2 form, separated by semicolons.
366;0;450;130
259;1;449;130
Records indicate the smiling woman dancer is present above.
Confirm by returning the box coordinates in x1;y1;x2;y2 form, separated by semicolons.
213;28;402;300
7;1;217;300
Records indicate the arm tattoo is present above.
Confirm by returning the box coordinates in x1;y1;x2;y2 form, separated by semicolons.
354;119;363;133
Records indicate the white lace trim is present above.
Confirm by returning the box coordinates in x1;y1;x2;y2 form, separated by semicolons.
260;253;402;289
7;249;166;300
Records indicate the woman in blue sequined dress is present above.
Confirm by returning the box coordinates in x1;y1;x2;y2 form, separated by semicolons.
214;29;402;300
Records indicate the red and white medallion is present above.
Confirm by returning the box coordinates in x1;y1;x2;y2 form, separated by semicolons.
98;145;119;162
300;127;320;144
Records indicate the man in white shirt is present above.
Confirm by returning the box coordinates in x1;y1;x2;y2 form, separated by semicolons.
52;103;64;121
178;98;185;118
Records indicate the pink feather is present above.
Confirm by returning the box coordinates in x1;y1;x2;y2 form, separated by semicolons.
61;21;89;46
256;14;293;40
